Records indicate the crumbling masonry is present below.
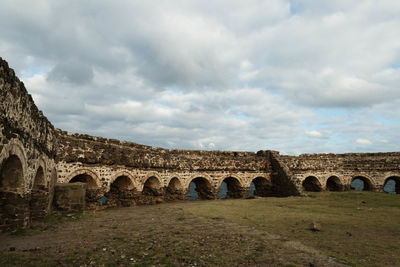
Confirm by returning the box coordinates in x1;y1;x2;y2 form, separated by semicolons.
1;57;399;231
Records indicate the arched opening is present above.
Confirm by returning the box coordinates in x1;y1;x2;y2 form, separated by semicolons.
142;176;162;196
350;176;372;191
30;166;49;220
0;155;24;191
326;176;343;191
0;155;28;231
302;176;322;192
33;166;45;189
69;173;99;190
165;177;184;201
110;176;134;192
69;173;101;203
188;177;214;200
107;175;136;207
249;177;272;197
384;176;400;194
218;177;243;199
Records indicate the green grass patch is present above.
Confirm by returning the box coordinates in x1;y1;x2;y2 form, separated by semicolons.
183;191;400;266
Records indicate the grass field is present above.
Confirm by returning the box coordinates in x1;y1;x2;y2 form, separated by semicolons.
183;191;400;266
0;191;399;266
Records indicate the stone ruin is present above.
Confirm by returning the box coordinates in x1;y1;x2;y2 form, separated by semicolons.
1;57;399;231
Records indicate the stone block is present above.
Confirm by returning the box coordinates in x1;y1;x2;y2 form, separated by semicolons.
54;183;86;212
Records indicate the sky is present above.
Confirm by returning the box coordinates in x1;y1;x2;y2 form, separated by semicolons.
1;0;400;155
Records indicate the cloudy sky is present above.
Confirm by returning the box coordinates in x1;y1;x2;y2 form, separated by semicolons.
1;0;400;154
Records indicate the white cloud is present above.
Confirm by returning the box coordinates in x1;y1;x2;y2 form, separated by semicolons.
306;130;323;138
1;0;400;154
356;138;372;145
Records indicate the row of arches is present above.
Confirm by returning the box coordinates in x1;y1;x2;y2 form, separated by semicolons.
67;171;273;201
0;145;54;231
301;175;400;194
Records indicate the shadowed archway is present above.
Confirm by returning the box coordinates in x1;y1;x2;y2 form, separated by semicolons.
0;154;28;230
218;177;243;199
165;177;184;200
30;166;49;220
188;177;214;200
384;176;400;194
69;173;99;190
326;176;343;191
142;176;162;196
302;176;322;192
350;176;373;191
107;175;136;207
111;175;134;192
69;172;102;202
249;177;272;197
0;155;24;191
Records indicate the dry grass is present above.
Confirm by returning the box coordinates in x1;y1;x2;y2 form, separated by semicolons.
0;192;398;266
182;191;400;266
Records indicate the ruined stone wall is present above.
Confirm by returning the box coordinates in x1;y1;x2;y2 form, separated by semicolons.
1;55;399;230
55;130;275;204
56;129;270;171
280;153;400;191
0;57;57;231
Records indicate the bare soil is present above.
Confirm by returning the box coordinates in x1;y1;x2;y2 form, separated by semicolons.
0;200;346;266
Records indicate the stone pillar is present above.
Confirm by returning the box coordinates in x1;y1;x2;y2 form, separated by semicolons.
0;191;30;232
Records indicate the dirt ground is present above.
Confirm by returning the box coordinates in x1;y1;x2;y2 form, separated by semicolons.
0;201;346;266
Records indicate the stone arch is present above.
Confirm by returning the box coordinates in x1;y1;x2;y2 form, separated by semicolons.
142;176;163;196
0;140;28;193
218;176;244;199
67;169;102;190
29;165;49;220
326;176;344;191
249;176;272;197
383;176;400;194
188;177;214;200
110;176;135;192
167;177;183;193
32;165;46;190
302;176;322;192
109;172;136;192
0;141;30;230
350;176;373;191
165;177;185;201
0;154;25;192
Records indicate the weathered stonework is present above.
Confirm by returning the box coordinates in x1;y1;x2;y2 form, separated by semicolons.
1;56;399;231
1;58;57;231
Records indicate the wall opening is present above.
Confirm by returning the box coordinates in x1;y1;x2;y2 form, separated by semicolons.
165;177;184;201
30;166;48;220
142;176;162;196
302;176;322;192
107;175;136;207
167;178;182;194
0;155;24;191
188;177;213;200
218;177;242;199
350;176;372;191
384;176;400;194
249;177;271;197
69;173;98;190
33;166;45;189
110;176;134;192
0;154;28;231
326;176;343;191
